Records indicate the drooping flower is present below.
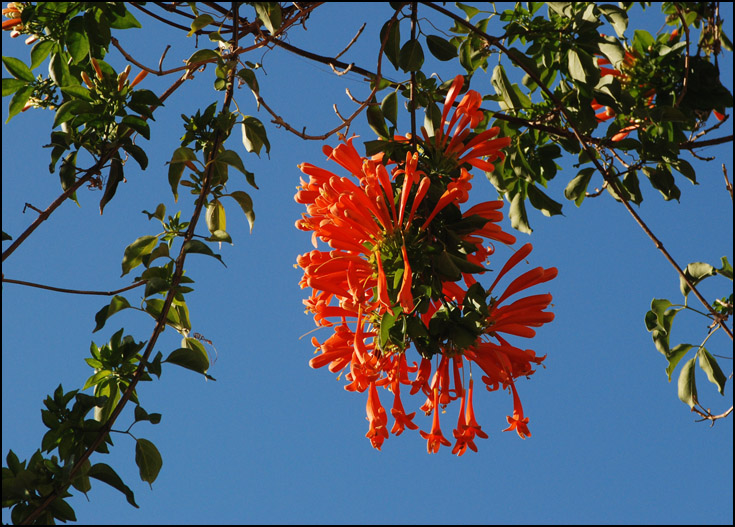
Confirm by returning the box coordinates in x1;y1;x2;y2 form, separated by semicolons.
297;75;556;454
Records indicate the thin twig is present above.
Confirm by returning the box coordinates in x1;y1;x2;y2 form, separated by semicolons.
22;203;43;214
692;405;734;426
724;164;733;201
421;1;733;340
253;11;399;141
2;278;146;296
335;22;366;60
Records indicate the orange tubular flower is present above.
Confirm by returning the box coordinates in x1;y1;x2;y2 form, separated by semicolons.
297;75;555;454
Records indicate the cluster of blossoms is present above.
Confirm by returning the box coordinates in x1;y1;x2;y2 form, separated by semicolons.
295;75;557;454
2;2;38;43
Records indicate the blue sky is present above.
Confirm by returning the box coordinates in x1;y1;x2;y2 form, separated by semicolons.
2;3;733;524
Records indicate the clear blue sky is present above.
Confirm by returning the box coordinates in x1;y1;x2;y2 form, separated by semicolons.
2;3;732;524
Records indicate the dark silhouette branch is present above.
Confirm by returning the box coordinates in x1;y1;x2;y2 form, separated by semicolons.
2;278;146;296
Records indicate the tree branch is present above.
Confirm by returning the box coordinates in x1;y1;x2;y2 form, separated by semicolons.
2;278;146;296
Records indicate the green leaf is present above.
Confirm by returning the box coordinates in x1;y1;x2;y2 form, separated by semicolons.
93;295;131;332
380;19;401;70
718;256;733;280
2;231;12;241
599;4;628;38
135;439;163;488
426;35;457;61
122;235;159;276
206;200;226;235
188;14;214;36
492;65;522;111
121;115;150;140
123;143;148;170
381;91;398;127
399;38;424;72
182;240;226;267
6;85;33;123
366;104;390;139
186;48;220;65
665;344;694;381
88;463;139;508
217;150;255;187
2;56;35;82
456;2;480;19
83;369;112;391
679;262;717;298
66;17;90;64
564;167;594;206
567;48;598;85
108;8;142;29
100;157;124;215
168;163;185;202
253;2;282;34
2;78;28;97
171;146;197;164
165;347;210;375
53;100;88;128
527;184;563;217
697;348;727;395
677;357;698;409
509;189;532;234
59;151;78;204
228;191;255;233
30;40;54;70
241;116;270;156
49;497;76;522
60;85;93;101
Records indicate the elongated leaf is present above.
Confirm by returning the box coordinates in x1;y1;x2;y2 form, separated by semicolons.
381;91;398;127
122;235;159;276
527;184;563;217
2;56;35;82
697;348;727;395
253;2;282;34
426;35;457;61
135;438;163;487
2;78;28;97
228;191;255;233
679;262;717;298
206;200;226;235
100;157;124;215
366;104;390;139
165;347;210;375
66;17;90;63
188;14;214;36
380;19;401;70
121;115;150;140
186;49;219;65
93;295;131;332
183;240;226;267
241;116;270;156
31;40;54;70
509;189;531;234
88;463;139;508
677;357;698;409
665;343;693;381
564;167;594;206
6;85;33;123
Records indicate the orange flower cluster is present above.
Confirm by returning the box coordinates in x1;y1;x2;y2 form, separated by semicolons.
296;76;556;454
